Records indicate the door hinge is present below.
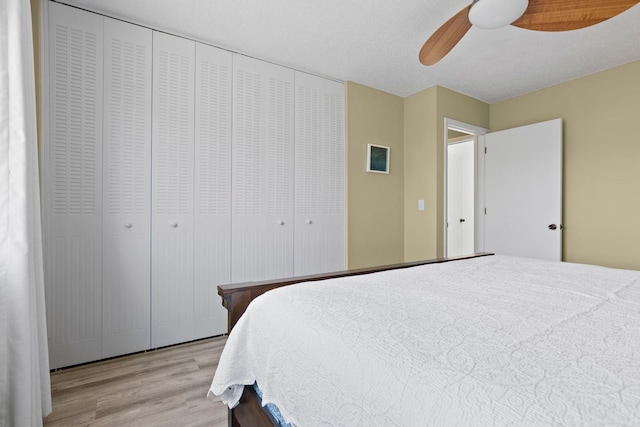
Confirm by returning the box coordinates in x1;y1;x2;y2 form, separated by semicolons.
484;207;487;215
484;147;487;154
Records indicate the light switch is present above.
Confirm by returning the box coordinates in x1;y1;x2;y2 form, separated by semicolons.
418;199;424;211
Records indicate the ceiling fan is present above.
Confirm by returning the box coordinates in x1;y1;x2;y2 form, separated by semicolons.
419;0;640;66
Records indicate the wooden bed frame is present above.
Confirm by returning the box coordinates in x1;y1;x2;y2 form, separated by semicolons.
217;252;493;427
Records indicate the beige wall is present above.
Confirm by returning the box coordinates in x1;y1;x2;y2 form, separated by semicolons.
403;86;489;261
354;61;640;270
490;60;640;270
403;86;438;261
345;82;405;269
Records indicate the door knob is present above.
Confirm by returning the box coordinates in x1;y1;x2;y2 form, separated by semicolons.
548;224;557;230
170;222;178;228
459;218;465;223
124;223;132;229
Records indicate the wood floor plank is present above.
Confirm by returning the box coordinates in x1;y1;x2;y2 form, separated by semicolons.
44;336;229;427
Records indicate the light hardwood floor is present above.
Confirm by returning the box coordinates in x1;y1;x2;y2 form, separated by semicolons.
44;336;228;427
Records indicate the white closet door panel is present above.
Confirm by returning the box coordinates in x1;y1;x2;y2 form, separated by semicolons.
232;55;295;282
294;73;345;276
45;3;104;368
193;230;230;337
101;234;150;355
193;43;232;338
232;217;294;282
102;18;152;358
47;3;103;222
294;219;345;274
151;232;194;347
46;232;102;368
151;32;195;347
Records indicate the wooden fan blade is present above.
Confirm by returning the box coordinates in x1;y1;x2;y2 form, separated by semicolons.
512;0;640;31
419;5;472;66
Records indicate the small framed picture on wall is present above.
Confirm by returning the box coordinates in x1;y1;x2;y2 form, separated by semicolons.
366;144;390;174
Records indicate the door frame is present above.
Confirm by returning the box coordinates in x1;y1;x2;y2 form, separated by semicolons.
443;118;489;257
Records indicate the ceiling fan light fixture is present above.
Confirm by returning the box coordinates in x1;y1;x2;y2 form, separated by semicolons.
469;0;529;29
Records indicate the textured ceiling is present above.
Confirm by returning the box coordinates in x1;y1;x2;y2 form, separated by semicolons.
54;0;640;103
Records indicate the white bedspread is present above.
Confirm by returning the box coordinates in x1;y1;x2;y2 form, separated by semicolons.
209;255;640;426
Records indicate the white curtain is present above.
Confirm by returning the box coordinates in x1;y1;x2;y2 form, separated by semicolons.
0;0;52;425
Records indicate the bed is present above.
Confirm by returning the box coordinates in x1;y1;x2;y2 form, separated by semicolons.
209;253;640;426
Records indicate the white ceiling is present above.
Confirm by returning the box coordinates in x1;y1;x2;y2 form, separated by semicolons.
54;0;640;103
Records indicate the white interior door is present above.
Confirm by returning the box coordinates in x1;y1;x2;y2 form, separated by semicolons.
447;139;475;256
484;118;563;261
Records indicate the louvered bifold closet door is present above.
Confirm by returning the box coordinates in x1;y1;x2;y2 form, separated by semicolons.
151;32;195;348
231;55;295;282
293;73;345;276
102;18;152;358
193;44;232;339
45;3;104;369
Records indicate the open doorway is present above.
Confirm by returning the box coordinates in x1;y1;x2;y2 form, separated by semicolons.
443;118;488;257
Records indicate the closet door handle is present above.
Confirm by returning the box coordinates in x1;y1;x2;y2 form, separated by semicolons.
170;222;178;228
124;223;132;229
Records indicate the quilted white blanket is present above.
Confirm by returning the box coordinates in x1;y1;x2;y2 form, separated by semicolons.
209;255;640;426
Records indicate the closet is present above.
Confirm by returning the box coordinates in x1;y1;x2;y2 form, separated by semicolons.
43;2;344;369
